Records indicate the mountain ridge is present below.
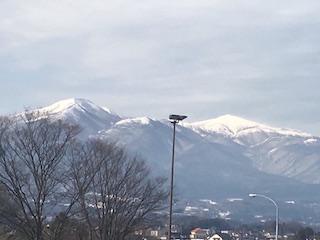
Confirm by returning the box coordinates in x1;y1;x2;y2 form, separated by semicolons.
39;98;121;137
22;98;320;198
42;98;314;138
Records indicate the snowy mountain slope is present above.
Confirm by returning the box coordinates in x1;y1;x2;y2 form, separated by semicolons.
98;117;208;175
189;115;320;184
96;114;319;200
189;114;310;143
247;135;320;183
39;98;121;137
25;99;320;199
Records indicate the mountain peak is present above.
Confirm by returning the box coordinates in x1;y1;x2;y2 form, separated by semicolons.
190;114;310;138
214;114;261;127
37;98;121;137
191;114;264;135
41;98;101;114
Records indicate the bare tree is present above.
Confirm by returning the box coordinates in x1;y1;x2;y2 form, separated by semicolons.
68;140;167;240
0;111;78;240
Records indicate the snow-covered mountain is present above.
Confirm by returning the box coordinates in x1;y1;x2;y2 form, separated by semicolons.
27;98;320;200
189;115;320;184
39;98;121;137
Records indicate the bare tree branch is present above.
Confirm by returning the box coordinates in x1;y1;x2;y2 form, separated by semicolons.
68;139;167;240
0;111;79;240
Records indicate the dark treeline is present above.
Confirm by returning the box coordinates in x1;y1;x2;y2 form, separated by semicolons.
0;111;167;240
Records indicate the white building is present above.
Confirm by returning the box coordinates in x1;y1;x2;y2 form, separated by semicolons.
208;234;223;240
190;228;211;240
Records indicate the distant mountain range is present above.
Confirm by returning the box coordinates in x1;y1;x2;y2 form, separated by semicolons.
34;98;320;201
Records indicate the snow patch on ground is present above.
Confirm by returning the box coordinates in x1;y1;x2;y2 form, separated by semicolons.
227;198;243;202
219;211;231;218
199;199;217;205
304;138;318;144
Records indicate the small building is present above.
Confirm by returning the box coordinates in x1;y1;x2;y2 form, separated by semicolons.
190;228;210;240
209;234;223;240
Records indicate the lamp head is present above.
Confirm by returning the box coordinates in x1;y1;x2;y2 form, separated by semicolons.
169;114;188;122
249;193;257;198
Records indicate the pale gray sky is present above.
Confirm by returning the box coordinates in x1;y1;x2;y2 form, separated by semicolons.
1;0;320;134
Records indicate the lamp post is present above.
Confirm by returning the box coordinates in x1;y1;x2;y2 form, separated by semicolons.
168;114;187;240
249;193;279;240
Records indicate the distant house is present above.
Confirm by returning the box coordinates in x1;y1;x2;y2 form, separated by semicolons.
150;230;159;237
143;226;168;239
209;234;223;240
190;228;210;240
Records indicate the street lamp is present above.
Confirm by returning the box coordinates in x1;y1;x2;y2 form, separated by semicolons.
168;114;187;240
249;193;279;240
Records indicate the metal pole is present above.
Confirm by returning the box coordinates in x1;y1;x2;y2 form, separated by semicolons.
250;194;279;240
168;121;176;240
275;204;279;240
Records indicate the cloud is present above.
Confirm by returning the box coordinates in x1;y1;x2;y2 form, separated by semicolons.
1;0;320;134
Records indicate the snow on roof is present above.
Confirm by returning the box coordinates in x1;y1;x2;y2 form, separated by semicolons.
209;234;223;240
191;228;209;233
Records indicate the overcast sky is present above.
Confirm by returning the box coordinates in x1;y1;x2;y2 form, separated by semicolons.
1;0;320;134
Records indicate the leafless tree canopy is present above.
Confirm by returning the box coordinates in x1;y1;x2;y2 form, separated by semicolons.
0;112;167;240
67;140;167;240
0;111;78;240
